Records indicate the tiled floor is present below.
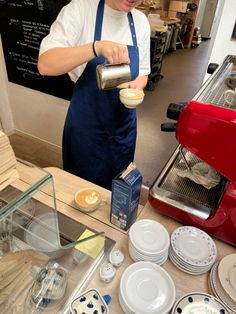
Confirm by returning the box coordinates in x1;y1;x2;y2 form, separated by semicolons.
9;40;211;193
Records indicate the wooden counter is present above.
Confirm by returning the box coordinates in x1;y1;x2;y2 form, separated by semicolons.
16;165;236;313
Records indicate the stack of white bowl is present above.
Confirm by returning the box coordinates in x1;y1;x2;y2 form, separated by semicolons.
169;226;217;275
128;219;170;265
119;261;176;314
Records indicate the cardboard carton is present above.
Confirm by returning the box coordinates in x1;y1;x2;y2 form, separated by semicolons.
110;163;143;231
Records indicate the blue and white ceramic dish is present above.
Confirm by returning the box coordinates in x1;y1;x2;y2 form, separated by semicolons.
171;292;230;314
70;288;109;314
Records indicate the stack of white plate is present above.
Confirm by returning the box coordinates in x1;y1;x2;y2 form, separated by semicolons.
169;226;217;275
209;254;236;313
128;219;170;265
119;261;176;314
171;292;230;314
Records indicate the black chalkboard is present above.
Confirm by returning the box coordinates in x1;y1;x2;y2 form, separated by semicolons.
0;0;74;100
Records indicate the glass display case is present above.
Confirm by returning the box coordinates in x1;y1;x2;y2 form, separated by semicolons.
0;159;115;313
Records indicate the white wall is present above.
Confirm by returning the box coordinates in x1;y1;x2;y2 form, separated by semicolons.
204;0;236;81
195;0;207;28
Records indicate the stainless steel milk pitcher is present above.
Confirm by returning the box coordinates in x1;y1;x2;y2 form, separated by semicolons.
96;63;131;90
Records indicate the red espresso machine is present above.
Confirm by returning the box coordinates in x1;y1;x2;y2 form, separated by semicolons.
149;55;236;246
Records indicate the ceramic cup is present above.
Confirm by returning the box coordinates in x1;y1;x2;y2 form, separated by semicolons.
74;188;104;213
223;88;236;107
119;88;144;109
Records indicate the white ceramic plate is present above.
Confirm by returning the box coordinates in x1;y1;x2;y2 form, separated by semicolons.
129;247;168;263
169;247;214;271
120;261;175;314
209;262;236;312
171;292;230;314
129;219;170;255
218;254;236;302
119;291;132;314
129;245;169;265
129;240;168;260
24;212;61;253
169;250;212;275
171;226;217;267
169;250;210;270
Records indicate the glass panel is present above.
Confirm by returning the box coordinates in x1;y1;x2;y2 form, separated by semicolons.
0;159;115;313
0;158;56;221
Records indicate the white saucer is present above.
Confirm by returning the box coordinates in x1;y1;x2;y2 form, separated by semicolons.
120;261;175;314
171;226;217;267
218;254;236;302
129;219;170;256
129;247;168;265
209;262;236;312
169;249;212;275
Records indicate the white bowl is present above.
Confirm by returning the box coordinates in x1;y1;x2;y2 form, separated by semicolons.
74;188;102;212
119;88;144;108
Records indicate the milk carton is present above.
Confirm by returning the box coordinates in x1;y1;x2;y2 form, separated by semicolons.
110;163;143;231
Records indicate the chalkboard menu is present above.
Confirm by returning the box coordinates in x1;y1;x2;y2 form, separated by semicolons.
0;0;74;100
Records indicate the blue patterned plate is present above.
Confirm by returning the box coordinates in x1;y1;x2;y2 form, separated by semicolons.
171;292;230;314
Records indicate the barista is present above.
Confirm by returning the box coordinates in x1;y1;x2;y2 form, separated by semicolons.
38;0;150;190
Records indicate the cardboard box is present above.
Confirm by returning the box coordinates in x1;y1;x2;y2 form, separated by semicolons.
110;163;143;231
169;1;188;13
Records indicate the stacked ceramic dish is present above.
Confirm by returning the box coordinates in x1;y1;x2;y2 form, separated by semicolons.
119;261;175;314
169;226;217;275
171;292;230;314
128;219;170;265
208;254;236;313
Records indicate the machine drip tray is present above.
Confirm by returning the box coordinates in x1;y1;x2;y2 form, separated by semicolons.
150;147;228;220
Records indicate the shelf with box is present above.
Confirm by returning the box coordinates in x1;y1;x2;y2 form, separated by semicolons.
146;30;167;91
168;0;200;48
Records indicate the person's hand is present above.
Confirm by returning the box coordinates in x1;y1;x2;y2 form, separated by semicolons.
128;75;148;90
96;40;130;64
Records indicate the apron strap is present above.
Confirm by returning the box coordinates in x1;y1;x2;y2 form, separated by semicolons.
128;12;138;47
94;0;105;41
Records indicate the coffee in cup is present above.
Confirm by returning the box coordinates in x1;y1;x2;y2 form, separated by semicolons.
119;88;144;108
75;188;101;213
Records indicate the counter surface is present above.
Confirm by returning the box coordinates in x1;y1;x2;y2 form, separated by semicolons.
17;164;236;313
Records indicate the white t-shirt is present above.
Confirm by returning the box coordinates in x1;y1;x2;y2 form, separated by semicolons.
39;0;151;82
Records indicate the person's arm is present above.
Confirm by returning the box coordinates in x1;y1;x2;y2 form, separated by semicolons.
38;40;130;76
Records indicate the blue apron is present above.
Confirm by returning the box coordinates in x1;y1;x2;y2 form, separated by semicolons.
63;0;139;190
